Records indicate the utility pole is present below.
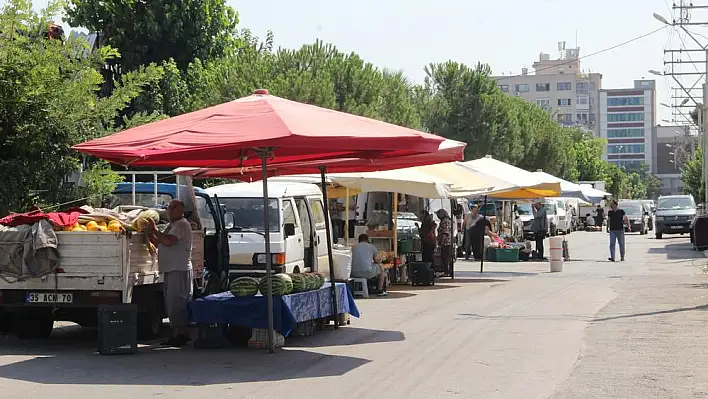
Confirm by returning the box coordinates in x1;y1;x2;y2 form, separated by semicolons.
656;0;708;205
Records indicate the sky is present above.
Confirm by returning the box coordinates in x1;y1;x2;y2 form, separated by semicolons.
17;0;708;123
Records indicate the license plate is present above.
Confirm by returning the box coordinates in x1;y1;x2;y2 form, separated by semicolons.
26;292;73;304
670;225;682;229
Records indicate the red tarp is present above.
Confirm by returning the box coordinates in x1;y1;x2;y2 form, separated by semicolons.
173;139;466;181
0;208;87;227
72;90;448;168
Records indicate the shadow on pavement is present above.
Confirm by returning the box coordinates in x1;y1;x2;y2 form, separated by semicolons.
358;291;417;299
647;240;702;260
592;304;708;323
0;326;371;385
286;327;404;348
453;271;537;278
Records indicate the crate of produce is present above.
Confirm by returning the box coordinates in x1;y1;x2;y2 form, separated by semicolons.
488;247;519;262
97;304;138;355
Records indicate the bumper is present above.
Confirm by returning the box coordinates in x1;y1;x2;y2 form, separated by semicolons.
656;222;691;234
629;222;644;232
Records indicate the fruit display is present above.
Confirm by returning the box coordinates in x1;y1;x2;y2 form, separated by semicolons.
61;218;126;233
132;209;161;232
289;273;307;293
230;277;260;297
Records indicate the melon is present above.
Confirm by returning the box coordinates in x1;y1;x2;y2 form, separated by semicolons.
230;277;259;297
303;273;317;291
312;272;326;289
289;273;307;293
259;274;293;296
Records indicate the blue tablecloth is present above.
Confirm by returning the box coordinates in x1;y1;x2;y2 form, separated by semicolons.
187;282;359;337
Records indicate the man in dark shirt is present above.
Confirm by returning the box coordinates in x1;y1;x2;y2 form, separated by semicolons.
607;200;630;262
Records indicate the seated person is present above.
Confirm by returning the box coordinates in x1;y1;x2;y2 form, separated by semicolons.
351;234;388;296
585;213;595;227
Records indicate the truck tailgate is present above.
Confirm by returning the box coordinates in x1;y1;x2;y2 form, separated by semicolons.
57;232;125;276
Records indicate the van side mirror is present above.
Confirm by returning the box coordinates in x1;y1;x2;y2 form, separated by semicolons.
224;212;235;230
284;223;296;237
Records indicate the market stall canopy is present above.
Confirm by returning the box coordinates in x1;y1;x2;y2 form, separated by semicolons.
171;139;466;178
72;89;450;168
579;184;611;203
532;170;592;202
459;155;561;199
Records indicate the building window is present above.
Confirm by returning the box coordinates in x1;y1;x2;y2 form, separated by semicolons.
612;160;643;169
536;83;550;92
608;144;645;154
499;85;509;93
558;98;572;106
536;98;550;110
557;82;572;91
515;84;530;93
576;96;589;105
607;128;645;138
576;82;589;93
607;96;644;106
557;113;573;123
607;112;644;122
589;113;596;122
576;113;588;123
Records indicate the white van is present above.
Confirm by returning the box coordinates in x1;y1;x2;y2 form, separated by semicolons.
205;182;331;278
543;198;570;235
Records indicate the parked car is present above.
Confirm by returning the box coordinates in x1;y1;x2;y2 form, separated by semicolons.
655;195;697;239
618;201;649;235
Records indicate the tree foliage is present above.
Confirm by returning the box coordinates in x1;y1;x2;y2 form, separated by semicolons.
64;0;240;71
681;147;704;203
0;0;161;216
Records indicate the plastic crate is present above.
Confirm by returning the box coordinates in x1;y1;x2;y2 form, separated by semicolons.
489;247;519;262
398;240;413;253
97;304;138;355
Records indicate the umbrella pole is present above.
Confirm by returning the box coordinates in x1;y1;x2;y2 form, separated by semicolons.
319;167;339;329
345;188;350;244
480;195;488;274
261;155;276;354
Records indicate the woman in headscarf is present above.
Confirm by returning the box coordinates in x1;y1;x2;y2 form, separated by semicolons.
436;209;453;272
418;210;437;263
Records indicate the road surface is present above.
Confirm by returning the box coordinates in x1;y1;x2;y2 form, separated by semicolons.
1;231;707;398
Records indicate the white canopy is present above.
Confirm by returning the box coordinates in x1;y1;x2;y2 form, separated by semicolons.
532;170;592;202
579;184;611;203
269;169;451;199
459;156;562;199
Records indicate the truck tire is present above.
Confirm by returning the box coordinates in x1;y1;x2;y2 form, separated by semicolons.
14;310;54;339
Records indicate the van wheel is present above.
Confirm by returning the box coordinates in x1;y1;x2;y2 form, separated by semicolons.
293;266;301;274
137;311;164;340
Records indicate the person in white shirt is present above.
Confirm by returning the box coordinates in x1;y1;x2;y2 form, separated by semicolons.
350;234;388;296
146;199;193;347
347;198;358;239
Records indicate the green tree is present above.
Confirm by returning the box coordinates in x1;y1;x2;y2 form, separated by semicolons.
626;172;647;199
65;0;240;71
570;134;607;181
0;0;161;216
604;163;629;199
681;147;704;203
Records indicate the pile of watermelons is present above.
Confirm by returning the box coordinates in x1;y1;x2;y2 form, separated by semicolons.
229;272;326;297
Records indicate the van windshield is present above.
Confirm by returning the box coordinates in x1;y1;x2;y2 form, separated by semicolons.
107;193;173;208
517;204;533;215
221;198;279;231
658;197;695;210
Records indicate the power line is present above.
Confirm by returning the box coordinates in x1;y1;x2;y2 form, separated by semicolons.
496;26;670;81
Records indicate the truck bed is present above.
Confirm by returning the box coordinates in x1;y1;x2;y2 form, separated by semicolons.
0;230;205;303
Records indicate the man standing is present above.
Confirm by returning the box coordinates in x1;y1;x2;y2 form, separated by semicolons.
351;234;388;296
146;199;193;347
607;200;631;262
531;199;548;260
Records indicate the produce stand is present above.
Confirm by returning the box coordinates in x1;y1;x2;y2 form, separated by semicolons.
187;282;359;349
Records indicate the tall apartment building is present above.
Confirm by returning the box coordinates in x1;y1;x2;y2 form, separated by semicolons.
653;125;696;195
492;45;603;136
599;80;657;172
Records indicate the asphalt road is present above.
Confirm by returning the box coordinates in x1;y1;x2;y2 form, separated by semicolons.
1;230;707;398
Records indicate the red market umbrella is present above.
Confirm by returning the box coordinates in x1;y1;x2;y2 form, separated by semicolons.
72;89;445;168
73;90;456;354
173;139;466;180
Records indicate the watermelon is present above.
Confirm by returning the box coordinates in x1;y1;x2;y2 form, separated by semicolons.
230;277;259;297
303;273;316;291
312;272;326;289
259;273;293;296
289;273;307;293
